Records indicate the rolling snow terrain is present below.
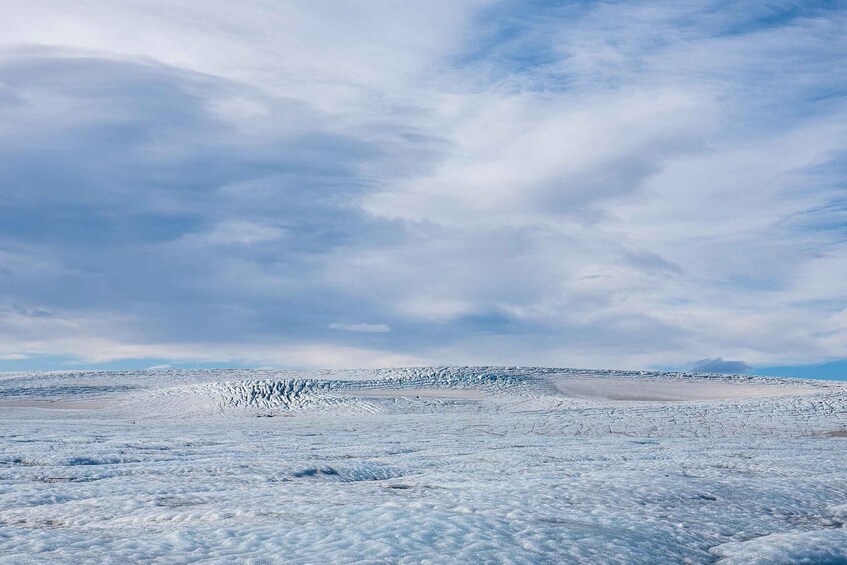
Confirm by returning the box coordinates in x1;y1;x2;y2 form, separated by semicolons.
1;367;846;563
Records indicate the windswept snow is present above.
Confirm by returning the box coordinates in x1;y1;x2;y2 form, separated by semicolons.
0;400;113;410
1;367;846;563
549;377;814;401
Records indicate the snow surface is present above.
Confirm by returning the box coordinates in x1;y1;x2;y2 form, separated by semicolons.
1;367;846;563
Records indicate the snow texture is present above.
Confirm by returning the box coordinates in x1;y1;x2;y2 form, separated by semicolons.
1;367;846;563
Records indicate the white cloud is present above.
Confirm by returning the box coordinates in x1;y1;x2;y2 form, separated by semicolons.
0;1;845;371
183;220;286;247
328;322;391;333
0;307;418;369
0;353;29;360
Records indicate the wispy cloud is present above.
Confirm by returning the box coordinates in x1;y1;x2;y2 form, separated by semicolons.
329;323;391;333
0;1;845;371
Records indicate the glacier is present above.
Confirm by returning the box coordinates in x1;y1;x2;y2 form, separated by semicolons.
1;367;846;563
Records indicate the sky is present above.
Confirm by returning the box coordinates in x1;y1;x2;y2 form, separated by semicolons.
0;1;846;378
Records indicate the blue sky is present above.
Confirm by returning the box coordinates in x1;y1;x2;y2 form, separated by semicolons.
0;1;846;378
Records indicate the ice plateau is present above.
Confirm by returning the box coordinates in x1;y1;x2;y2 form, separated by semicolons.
1;367;846;563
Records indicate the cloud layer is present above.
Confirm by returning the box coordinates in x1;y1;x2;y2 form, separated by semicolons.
0;1;845;371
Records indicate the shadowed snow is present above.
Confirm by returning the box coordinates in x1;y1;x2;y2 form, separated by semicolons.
549;377;814;401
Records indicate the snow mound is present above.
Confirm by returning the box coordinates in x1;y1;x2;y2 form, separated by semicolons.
550;377;814;401
711;530;847;564
122;379;377;417
118;369;546;418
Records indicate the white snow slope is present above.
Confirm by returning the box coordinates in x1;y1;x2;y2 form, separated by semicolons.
1;367;846;564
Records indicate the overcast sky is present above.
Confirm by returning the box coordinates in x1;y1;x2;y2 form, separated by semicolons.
0;1;845;377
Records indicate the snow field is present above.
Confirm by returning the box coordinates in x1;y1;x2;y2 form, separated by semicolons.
1;367;846;563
